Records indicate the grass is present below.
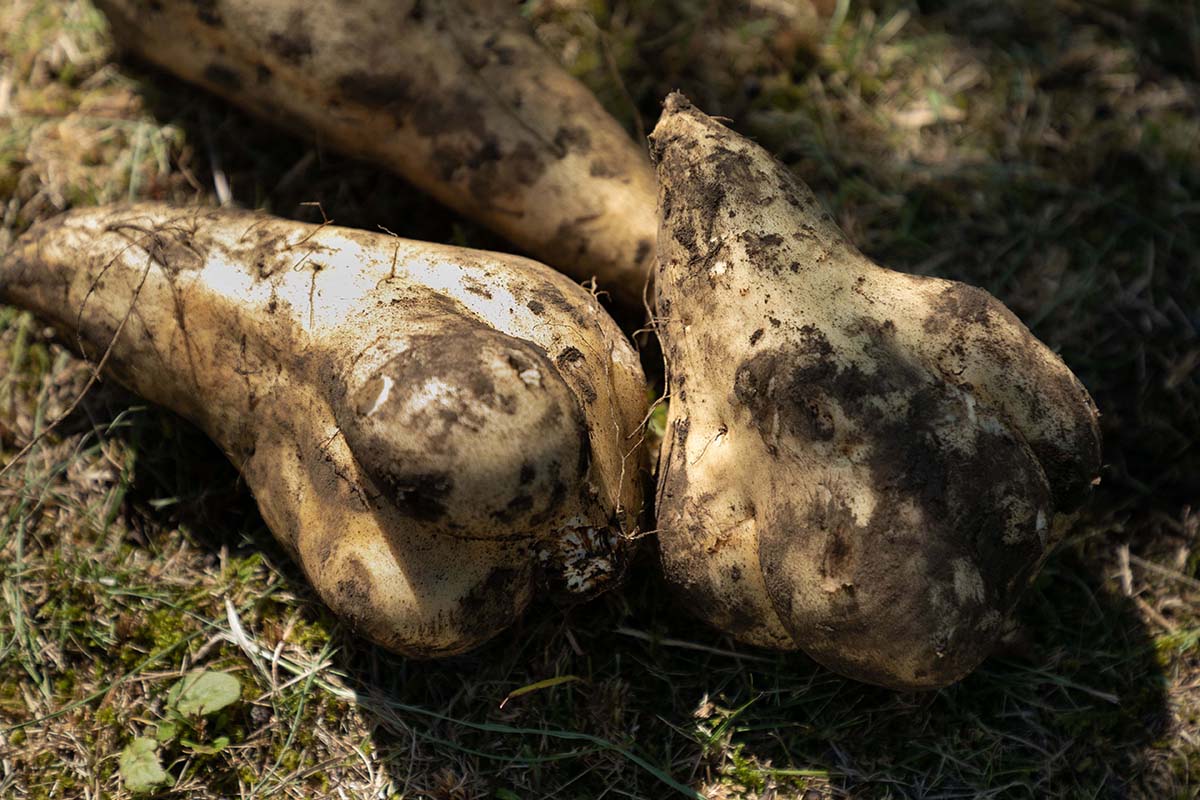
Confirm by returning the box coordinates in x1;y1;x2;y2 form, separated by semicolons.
1;0;1198;797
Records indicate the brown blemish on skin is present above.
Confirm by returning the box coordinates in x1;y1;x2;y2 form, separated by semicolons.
267;10;313;64
190;0;221;26
505;140;545;185
634;239;653;269
923;282;998;335
589;160;617;178
553;218;594;263
550;347;598;411
479;33;518;67
734;327;837;445
810;492;856;581
553;126;591;155
556;346;585;367
522;480;567;529
333;69;550;204
315;533;337;571
743;232;784;249
335;555;375;623
333;71;419;123
203;63;242;92
462;276;493;299
654;415;691;523
492;493;534;523
535;283;591;330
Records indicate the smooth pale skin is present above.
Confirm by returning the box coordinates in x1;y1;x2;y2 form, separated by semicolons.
650;94;1101;689
93;0;658;309
0;204;648;657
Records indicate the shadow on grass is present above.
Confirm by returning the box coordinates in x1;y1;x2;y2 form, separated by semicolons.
48;0;1190;795
61;382;1171;797
599;0;1200;519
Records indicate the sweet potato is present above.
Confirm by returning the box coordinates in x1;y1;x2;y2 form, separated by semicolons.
0;203;648;656
649;95;1101;689
93;0;658;308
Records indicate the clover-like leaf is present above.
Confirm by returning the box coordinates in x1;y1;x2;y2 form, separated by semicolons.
153;720;178;743
118;737;171;793
168;670;241;716
182;735;231;755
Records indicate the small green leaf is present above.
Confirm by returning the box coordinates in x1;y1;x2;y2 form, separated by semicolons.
119;737;171;793
182;735;230;755
495;790;522;800
168;670;241;716
154;721;178;743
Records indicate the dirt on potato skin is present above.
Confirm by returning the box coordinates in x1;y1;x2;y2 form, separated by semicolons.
742;325;1052;688
919;280;1103;512
649;93;1101;689
94;0;659;309
0;202;649;662
333;325;591;535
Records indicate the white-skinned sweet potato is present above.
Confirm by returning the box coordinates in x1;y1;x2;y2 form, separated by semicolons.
0;203;648;656
93;0;659;308
649;95;1101;689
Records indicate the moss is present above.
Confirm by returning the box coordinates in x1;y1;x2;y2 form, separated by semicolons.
93;705;116;729
279;748;300;772
144;608;195;651
307;771;332;792
287;617;334;651
52;671;78;699
724;744;768;794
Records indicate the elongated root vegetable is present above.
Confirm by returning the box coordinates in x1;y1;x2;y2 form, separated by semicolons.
649;95;1101;689
0;204;647;656
93;0;658;308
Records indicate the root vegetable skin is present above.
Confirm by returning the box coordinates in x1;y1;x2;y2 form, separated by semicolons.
0;204;648;657
650;95;1101;689
94;0;658;308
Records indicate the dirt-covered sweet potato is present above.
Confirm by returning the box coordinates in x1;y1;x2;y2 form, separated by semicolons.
93;0;658;308
649;94;1101;689
0;203;648;656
